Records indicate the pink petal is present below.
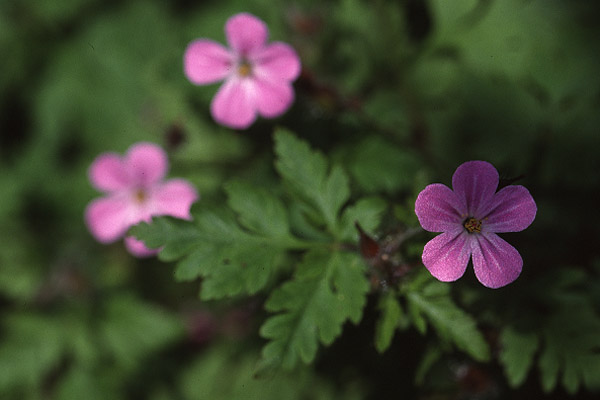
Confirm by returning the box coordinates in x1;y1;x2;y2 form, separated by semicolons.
225;13;268;55
482;186;537;233
89;153;130;192
125;143;168;186
124;236;160;258
452;161;499;218
251;42;301;81
210;78;256;129
184;39;233;85
153;179;198;220
253;78;294;118
472;233;522;288
85;195;136;243
415;183;467;232
422;231;472;282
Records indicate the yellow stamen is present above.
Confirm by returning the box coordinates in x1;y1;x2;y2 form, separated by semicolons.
134;189;147;204
238;61;252;77
463;217;482;234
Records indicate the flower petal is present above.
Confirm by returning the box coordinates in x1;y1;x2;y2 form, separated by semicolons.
89;153;130;192
422;231;472;282
253;78;294;118
472;233;522;288
85;195;135;243
225;13;268;55
251;42;301;81
415;183;467;232
483;186;537;233
184;39;233;85
125;142;168;186
210;78;256;129
452;160;499;217
124;236;160;258
153;179;198;220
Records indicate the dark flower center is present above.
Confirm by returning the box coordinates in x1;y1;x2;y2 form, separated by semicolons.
463;217;482;234
237;60;252;77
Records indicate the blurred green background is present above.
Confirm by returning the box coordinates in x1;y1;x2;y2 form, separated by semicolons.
1;0;599;399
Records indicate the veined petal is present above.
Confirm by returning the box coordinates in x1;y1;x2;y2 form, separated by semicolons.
124;236;160;258
184;39;233;85
482;186;537;233
89;153;130;192
251;42;301;81
422;231;472;282
210;78;256;129
415;184;466;232
153;179;198;220
85;195;135;243
253;78;294;118
452;161;498;217
472;233;522;288
125;142;168;186
225;13;268;55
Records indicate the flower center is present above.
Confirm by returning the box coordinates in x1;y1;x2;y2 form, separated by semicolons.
463;217;482;234
237;60;252;77
134;188;148;204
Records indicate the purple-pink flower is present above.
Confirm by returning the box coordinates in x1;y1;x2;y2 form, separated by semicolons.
85;143;198;257
414;161;537;288
184;12;301;129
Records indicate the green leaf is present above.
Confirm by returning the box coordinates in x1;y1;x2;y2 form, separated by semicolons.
537;305;600;394
349;137;422;194
258;250;369;372
274;128;350;237
499;326;539;387
339;197;387;242
224;179;289;237
131;203;308;300
99;295;183;369
374;291;404;353
405;281;490;361
0;314;65;392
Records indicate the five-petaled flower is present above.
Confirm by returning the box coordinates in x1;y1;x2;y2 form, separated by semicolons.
85;142;198;257
184;12;301;129
415;161;537;288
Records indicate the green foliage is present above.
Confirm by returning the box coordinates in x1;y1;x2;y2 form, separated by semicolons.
403;276;490;362
374;291;406;353
500;326;539;387
177;344;364;400
274;128;350;237
259;250;369;372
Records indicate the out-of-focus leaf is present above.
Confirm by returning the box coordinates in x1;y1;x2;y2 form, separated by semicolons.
374;291;405;353
499;326;539;387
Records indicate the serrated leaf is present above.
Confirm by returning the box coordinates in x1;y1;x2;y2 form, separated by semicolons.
499;326;539;387
406;281;490;361
537;305;600;394
132;196;309;300
374;291;404;353
258;250;369;372
274;128;350;237
225;180;289;237
339;197;387;242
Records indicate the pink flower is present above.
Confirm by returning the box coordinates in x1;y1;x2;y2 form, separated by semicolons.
183;12;301;129
414;161;537;288
85;143;198;257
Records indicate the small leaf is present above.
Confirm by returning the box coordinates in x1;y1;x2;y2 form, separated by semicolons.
499;326;539;387
339;197;387;242
274;128;350;236
374;291;404;353
406;281;490;361
258;250;369;372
